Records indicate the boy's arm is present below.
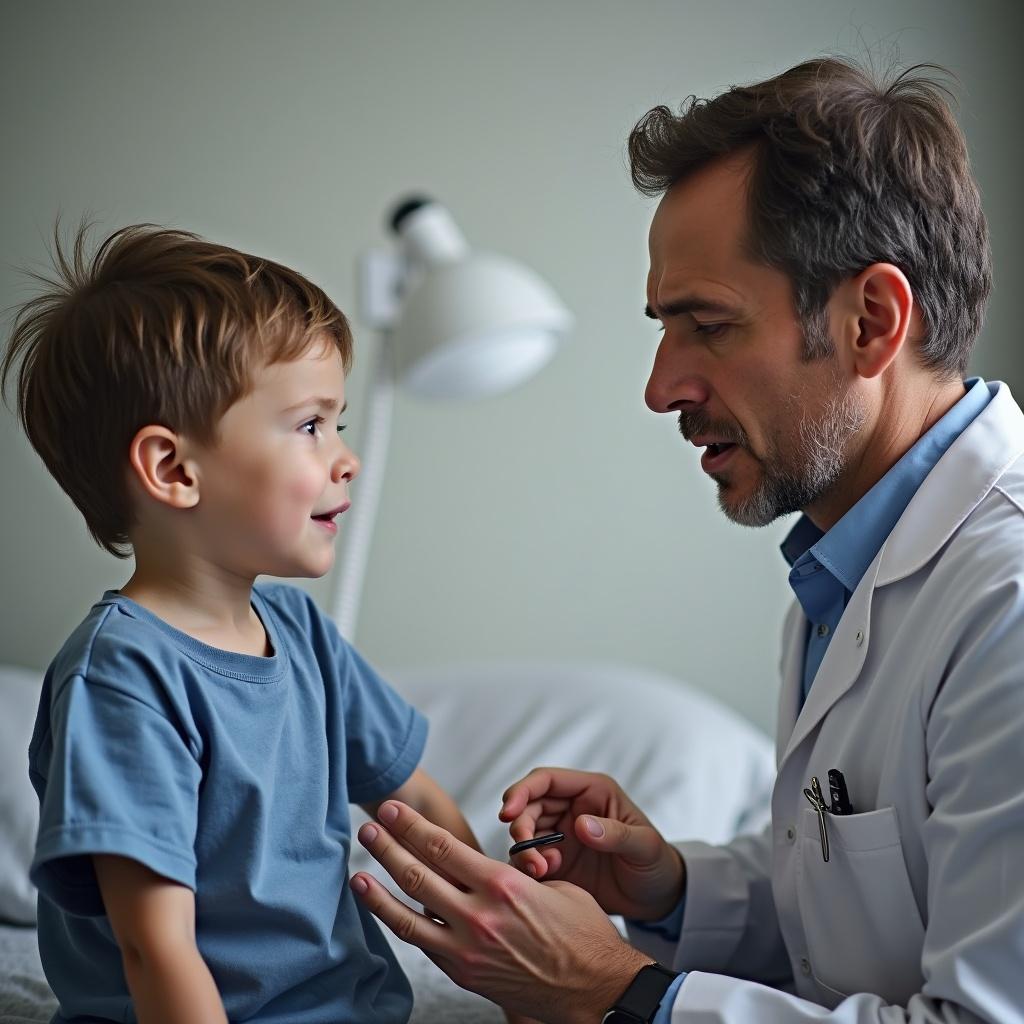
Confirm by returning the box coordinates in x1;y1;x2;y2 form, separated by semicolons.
93;855;227;1024
362;767;481;852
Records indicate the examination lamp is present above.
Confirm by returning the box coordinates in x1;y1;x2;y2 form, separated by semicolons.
329;197;574;639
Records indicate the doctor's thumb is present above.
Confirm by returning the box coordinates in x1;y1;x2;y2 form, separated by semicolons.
575;815;662;865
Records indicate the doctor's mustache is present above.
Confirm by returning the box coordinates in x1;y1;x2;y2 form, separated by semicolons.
677;409;750;449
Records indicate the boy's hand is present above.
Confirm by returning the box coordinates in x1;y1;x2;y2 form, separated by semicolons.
500;768;685;922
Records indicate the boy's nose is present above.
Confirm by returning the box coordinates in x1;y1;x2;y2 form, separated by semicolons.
332;444;360;484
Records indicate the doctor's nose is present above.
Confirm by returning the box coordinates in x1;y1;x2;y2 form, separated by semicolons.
645;337;710;414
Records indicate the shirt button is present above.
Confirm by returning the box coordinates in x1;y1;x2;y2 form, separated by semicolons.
786;826;796;843
800;956;811;975
855;629;864;646
816;623;830;638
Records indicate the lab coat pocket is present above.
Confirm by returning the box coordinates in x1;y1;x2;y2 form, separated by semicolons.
795;805;924;1006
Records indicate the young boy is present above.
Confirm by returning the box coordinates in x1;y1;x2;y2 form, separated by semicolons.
2;223;486;1023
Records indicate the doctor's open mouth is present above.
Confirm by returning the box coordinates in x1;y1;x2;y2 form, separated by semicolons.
700;442;739;473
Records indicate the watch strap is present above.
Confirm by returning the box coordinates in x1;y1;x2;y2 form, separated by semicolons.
602;962;680;1023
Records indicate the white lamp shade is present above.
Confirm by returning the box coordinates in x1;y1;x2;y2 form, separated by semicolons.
390;252;572;399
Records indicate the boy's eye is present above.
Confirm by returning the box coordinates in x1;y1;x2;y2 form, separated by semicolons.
301;417;323;437
336;423;347;434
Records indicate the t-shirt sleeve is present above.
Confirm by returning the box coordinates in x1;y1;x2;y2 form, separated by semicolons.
335;639;428;805
30;674;201;916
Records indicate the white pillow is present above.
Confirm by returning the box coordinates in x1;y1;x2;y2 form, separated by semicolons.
0;665;42;925
350;660;774;880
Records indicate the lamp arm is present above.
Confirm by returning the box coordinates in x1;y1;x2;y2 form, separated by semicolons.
329;333;396;641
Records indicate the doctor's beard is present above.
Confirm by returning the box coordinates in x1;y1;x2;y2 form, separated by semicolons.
679;361;868;529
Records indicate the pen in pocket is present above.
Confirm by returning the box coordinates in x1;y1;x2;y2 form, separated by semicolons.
828;768;854;815
803;768;855;863
803;775;830;862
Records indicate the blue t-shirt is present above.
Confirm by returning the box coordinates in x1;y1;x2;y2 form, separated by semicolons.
28;583;427;1024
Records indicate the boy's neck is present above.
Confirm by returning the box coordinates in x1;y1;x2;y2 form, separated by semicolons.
120;552;271;658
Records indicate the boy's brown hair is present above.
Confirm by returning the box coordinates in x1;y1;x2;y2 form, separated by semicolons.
1;223;353;557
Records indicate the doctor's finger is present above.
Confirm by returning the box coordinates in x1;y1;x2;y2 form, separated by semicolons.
357;819;467;918
510;841;565;881
508;800;569;841
372;801;500;892
350;872;456;957
539;845;563;876
500;767;606;820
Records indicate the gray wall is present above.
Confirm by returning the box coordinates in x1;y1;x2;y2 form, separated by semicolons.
2;0;1021;734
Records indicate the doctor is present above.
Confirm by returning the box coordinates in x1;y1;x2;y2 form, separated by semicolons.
350;57;1024;1022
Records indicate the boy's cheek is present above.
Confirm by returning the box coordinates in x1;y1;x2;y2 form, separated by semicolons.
289;466;331;511
267;473;331;538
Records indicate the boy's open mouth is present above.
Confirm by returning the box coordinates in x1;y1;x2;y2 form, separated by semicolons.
311;502;351;524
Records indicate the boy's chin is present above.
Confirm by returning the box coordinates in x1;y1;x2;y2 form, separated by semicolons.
262;549;336;581
296;553;336;580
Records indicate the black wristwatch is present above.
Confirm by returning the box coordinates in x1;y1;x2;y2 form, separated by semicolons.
601;962;680;1023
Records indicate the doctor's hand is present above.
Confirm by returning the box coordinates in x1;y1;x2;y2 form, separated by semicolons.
351;801;654;1024
500;768;685;923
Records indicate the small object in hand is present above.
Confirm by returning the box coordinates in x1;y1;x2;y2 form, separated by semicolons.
508;831;566;857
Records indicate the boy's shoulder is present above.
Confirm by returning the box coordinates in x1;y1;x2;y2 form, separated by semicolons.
48;591;193;702
52;590;162;673
46;584;352;705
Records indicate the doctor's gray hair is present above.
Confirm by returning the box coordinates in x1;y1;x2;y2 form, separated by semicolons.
628;57;991;378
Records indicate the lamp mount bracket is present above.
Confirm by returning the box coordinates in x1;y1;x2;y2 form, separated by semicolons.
357;248;405;331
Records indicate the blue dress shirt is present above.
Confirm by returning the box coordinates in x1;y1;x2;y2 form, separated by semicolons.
644;377;990;1023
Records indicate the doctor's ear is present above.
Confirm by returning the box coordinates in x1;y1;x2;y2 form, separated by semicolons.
835;263;916;381
128;425;201;509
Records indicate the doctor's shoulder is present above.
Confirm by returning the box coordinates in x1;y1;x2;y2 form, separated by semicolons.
912;461;1024;706
946;452;1024;586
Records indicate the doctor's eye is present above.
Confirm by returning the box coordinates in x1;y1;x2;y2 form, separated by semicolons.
694;322;729;339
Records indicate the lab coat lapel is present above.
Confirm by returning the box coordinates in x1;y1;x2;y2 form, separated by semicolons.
777;553;879;768
775;601;805;764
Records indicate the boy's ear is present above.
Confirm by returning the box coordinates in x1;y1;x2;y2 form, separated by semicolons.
128;426;201;509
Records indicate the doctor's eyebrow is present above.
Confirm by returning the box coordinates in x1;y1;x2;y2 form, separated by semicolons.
645;297;740;319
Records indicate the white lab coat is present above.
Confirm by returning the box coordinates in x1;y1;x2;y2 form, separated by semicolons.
628;381;1024;1022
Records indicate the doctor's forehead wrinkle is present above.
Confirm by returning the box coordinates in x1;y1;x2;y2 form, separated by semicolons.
645;297;741;320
